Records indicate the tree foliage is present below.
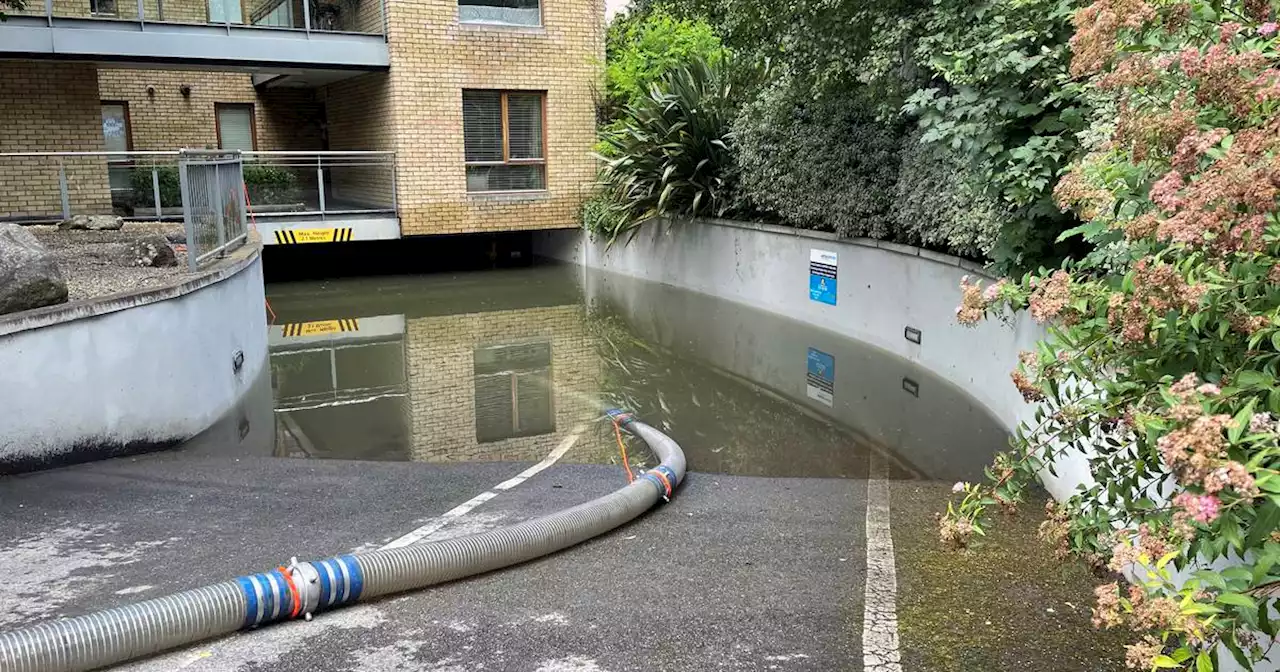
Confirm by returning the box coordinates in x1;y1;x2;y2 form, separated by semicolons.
603;11;725;119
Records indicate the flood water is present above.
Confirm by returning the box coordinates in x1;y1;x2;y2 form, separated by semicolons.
233;265;1006;481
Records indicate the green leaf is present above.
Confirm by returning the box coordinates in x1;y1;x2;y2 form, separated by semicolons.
1228;398;1256;443
1152;655;1181;669
1216;592;1257;610
1246;500;1280;549
1196;651;1213;672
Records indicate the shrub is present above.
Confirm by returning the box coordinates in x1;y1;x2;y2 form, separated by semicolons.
242;165;300;206
946;2;1280;668
733;79;903;239
595;54;759;239
894;128;1005;259
903;0;1091;273
129;166;182;209
603;11;726;119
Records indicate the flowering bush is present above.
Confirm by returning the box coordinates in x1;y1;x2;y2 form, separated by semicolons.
945;1;1280;670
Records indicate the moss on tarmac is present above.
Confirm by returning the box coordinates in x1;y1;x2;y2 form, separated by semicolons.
891;481;1131;672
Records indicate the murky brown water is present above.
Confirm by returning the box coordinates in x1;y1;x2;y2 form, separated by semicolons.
251;265;1006;480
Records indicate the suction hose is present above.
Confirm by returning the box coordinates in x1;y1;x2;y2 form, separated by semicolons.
0;411;683;672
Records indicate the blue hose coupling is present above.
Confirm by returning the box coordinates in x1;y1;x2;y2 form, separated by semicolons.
605;408;636;427
235;554;363;628
640;464;678;502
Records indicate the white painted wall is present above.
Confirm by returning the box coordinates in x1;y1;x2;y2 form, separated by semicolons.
534;219;1091;500
0;250;269;472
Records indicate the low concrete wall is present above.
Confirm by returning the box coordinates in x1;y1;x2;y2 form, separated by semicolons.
534;219;1091;499
0;243;269;473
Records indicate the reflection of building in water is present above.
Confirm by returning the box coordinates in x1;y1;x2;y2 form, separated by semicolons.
405;305;602;463
269;315;410;460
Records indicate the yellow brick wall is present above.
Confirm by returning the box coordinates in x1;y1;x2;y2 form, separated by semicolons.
404;305;606;463
322;72;397;208
0;62;112;220
369;0;604;235
97;69;325;151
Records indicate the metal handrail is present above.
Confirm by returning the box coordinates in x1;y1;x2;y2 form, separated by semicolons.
0;151;181;158
0;150;395;158
244;151;396;157
22;0;388;36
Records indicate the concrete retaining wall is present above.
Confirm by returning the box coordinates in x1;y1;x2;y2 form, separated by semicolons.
534;219;1091;500
0;244;269;473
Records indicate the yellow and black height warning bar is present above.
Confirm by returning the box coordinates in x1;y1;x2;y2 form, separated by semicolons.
273;227;354;244
281;319;360;337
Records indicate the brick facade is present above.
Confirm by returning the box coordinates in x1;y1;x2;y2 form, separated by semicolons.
97;69;325;151
4;0;602;234
381;0;605;235
0;62;111;220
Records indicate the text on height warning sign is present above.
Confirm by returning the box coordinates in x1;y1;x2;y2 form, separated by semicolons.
809;249;837;305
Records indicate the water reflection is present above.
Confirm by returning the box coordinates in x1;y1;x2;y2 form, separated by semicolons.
253;265;1006;481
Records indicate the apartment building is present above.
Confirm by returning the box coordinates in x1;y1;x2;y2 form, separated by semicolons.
0;0;603;243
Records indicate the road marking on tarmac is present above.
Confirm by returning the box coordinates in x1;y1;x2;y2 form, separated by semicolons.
862;453;903;672
380;427;586;550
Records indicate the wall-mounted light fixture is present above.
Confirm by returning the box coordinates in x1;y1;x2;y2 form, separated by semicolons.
179;84;192;98
904;326;922;344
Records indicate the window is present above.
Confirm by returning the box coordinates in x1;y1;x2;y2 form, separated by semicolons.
458;0;539;26
215;103;257;152
90;0;118;15
101;101;133;193
473;341;555;443
207;0;243;24
463;90;545;192
251;0;292;26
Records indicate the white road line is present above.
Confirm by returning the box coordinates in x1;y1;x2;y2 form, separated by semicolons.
380;427;585;550
862;453;903;672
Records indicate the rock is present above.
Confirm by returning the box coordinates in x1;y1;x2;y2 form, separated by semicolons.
164;231;186;245
121;235;178;268
58;214;124;231
0;224;68;315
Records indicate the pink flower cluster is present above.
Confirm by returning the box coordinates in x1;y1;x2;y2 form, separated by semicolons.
956;276;1006;326
1029;270;1073;323
1106;261;1204;343
1069;0;1157;76
1173;492;1221;523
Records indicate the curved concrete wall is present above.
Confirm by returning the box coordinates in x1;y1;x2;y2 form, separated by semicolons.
0;244;268;473
534;219;1090;499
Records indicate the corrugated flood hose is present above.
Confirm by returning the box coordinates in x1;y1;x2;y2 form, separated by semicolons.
0;411;684;672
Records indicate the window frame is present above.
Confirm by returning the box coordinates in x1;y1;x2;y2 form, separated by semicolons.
89;0;119;16
457;0;543;29
214;102;258;152
100;100;134;152
462;90;548;194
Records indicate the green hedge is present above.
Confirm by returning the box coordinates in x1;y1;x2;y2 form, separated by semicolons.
733;80;902;239
127;164;301;210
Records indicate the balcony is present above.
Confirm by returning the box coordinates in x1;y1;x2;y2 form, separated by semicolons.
0;150;400;244
0;0;389;70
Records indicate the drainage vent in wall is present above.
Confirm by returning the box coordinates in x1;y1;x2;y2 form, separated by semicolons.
904;327;922;344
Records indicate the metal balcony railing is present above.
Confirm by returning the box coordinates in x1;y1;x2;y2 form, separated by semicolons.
0;150;396;224
7;0;387;36
242;151;397;220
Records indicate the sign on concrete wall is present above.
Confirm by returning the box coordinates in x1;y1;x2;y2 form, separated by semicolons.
806;347;835;407
809;249;838;305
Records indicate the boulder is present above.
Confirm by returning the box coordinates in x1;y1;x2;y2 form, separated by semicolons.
0;224;68;315
121;235;178;268
58;214;124;231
